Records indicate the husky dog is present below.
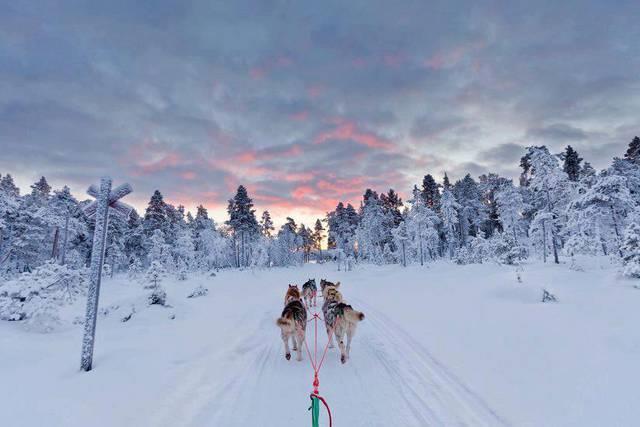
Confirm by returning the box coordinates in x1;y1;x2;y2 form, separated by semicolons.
301;279;317;307
322;288;364;364
320;279;340;293
276;299;307;361
284;284;301;305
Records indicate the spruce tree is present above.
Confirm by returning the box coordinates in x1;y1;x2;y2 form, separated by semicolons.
563;145;583;181
421;174;441;211
0;174;20;197
312;219;325;252
144;190;168;235
260;210;275;238
380;189;403;227
226;185;259;267
624;136;640;164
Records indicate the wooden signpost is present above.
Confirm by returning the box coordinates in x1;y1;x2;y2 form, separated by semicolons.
80;177;133;372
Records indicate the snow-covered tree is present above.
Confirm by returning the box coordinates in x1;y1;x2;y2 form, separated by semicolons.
624;136;640;165
562;145;583;182
226;185;259;267
621;211;640;278
440;188;460;259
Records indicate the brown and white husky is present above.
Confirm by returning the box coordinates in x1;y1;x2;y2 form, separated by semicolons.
320;279;340;293
322;287;364;364
301;279;317;307
277;290;307;361
284;284;301;305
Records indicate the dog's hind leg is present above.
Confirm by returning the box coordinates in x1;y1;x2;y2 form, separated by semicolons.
295;331;305;361
326;325;335;348
336;330;347;364
290;333;297;352
282;331;291;361
346;326;354;361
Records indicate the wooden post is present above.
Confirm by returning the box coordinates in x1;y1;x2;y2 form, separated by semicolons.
80;178;133;372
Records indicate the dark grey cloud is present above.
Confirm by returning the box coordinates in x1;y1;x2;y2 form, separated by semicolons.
1;0;639;222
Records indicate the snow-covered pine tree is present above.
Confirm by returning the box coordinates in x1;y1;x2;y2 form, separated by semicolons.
526;146;573;263
478;173;509;237
566;173;634;257
143;190;169;236
226;185;259;268
453;174;486;247
624;136;640;165
297;224;313;263
563;145;583;182
355;189;390;263
380;188;403;227
421;174;441;212
145;261;167;305
621;211;640;279
312;219;325;256
392;220;409;266
495;181;526;245
440;188;460;259
260;210;275;238
406;187;441;265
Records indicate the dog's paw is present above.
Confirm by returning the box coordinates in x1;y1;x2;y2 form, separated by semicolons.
340;355;347;364
285;353;291;361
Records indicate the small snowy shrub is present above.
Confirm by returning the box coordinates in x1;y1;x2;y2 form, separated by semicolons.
541;289;558;303
0;261;86;331
148;286;167;306
187;285;208;298
176;258;188;281
145;261;167;306
144;261;166;289
128;258;143;279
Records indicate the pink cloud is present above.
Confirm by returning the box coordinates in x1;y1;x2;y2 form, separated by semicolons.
180;171;197;180
424;40;486;70
307;84;324;98
383;53;405;67
290;110;309;121
313;120;393;149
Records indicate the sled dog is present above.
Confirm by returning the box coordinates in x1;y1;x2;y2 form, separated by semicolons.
284;284;301;305
302;279;317;307
320;279;340;293
322;288;364;364
276;299;307;361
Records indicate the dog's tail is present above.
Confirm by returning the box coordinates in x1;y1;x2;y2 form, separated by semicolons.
344;308;365;323
276;317;293;327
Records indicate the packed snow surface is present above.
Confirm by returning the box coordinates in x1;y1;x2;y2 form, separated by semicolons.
2;259;639;426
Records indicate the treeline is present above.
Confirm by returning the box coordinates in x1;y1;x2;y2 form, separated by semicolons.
0;137;639;280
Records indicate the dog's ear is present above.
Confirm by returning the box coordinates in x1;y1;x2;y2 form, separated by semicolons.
335;282;340;287
289;284;294;288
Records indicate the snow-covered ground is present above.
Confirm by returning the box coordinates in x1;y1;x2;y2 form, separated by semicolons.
2;259;639;426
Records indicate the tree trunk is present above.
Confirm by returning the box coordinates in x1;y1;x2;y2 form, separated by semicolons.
542;219;547;263
610;205;624;257
51;227;60;260
61;213;70;265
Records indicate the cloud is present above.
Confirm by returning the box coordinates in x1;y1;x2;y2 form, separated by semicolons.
1;0;639;225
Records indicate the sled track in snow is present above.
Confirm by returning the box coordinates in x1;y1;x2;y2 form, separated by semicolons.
355;298;510;426
149;298;509;427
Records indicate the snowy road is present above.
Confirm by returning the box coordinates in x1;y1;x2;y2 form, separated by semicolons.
147;277;508;426
4;260;639;426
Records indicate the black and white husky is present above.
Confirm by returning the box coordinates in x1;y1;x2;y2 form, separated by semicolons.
301;278;317;307
322;288;365;364
276;298;307;361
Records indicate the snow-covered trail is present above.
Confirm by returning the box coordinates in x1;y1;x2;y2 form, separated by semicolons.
146;270;508;427
5;260;639;426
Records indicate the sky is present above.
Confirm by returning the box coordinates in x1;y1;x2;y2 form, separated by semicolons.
1;1;639;226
